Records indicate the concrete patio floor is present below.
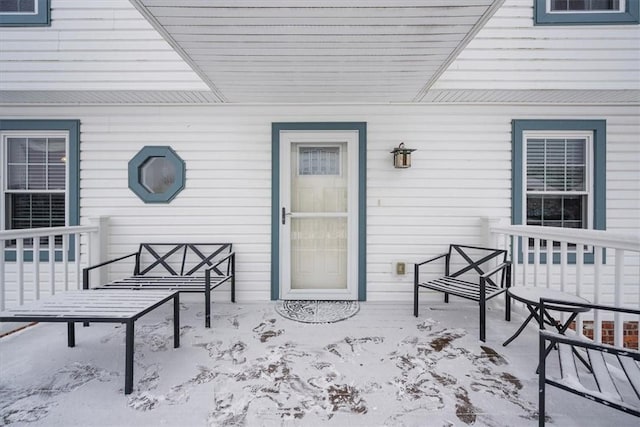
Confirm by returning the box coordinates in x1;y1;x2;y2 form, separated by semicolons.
0;298;637;426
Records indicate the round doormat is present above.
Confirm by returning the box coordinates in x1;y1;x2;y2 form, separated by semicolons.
275;300;360;324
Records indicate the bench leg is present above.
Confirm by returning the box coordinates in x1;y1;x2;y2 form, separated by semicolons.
231;254;236;303
173;293;180;348
231;275;235;303
205;287;211;328
125;321;134;395
67;322;75;347
505;292;511;321
479;298;486;342
538;333;546;427
413;284;419;317
444;293;449;303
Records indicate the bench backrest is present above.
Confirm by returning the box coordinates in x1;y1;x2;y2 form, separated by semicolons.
135;243;233;276
447;244;508;287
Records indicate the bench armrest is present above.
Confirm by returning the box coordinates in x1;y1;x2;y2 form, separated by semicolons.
205;251;235;275
415;252;448;268
480;261;511;279
82;252;138;289
540;330;640;360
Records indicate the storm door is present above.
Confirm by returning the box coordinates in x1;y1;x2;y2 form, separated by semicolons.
279;130;359;300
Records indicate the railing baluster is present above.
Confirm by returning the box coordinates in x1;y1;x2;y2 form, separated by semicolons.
75;232;81;290
594;246;603;344
33;238;40;300
576;244;584;338
17;239;24;305
522;238;529;287
533;238;540;287
63;234;69;291
49;235;56;296
614;249;624;347
559;241;568;325
546;239;553;289
560;241;568;293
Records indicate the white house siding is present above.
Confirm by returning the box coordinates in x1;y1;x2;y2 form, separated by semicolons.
0;103;638;305
0;0;208;91
433;0;640;91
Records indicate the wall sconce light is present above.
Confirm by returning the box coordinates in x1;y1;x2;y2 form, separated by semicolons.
391;143;416;168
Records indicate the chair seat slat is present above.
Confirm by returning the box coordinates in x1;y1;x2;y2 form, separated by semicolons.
587;348;622;401
618;355;640;399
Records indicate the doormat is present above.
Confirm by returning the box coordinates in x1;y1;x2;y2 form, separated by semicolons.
275;300;360;324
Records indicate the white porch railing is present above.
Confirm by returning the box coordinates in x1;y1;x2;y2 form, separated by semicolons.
486;218;640;349
0;217;108;312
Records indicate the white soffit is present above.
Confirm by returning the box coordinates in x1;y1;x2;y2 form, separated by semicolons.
1;89;638;105
130;0;505;103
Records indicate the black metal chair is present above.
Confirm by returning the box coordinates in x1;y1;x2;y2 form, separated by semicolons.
414;244;511;342
538;298;640;426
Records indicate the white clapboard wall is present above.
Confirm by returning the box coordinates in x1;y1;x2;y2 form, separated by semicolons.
0;103;638;303
433;0;640;91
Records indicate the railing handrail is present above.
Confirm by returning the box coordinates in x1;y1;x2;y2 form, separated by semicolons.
489;224;640;253
0;225;99;241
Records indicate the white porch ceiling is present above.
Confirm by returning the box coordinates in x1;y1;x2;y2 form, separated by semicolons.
130;0;505;103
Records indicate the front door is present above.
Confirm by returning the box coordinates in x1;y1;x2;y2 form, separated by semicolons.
279;130;359;300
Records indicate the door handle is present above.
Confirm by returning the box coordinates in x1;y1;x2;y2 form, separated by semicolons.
282;207;292;225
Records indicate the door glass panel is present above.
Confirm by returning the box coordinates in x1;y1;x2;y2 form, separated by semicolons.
292;144;347;213
290;142;348;290
291;217;347;289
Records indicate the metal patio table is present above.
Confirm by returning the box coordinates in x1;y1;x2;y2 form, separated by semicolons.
502;286;590;347
0;289;180;394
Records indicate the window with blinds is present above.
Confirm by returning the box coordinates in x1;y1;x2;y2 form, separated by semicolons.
525;134;590;231
3;134;67;247
0;0;36;13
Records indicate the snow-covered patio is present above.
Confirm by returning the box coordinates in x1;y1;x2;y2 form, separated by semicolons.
0;299;637;427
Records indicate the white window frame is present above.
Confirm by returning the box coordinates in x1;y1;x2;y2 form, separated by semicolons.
522;130;594;231
1;130;70;237
547;0;625;14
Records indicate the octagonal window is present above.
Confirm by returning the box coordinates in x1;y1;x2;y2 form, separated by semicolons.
140;156;176;194
128;146;185;203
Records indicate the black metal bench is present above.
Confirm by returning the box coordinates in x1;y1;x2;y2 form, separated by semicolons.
538;299;640;426
414;244;511;341
83;243;235;327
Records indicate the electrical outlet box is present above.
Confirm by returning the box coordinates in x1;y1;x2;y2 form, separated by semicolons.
396;262;406;275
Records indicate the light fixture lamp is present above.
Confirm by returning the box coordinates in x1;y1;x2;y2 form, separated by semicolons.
391;143;416;168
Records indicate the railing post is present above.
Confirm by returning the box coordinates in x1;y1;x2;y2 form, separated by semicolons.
483;217;503;250
89;217;109;286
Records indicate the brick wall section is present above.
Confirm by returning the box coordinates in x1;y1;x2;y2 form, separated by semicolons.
569;321;639;349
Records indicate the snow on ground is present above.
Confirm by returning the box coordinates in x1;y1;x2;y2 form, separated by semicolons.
0;300;637;426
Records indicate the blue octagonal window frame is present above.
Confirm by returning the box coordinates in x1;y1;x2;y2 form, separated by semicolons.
128;146;185;203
